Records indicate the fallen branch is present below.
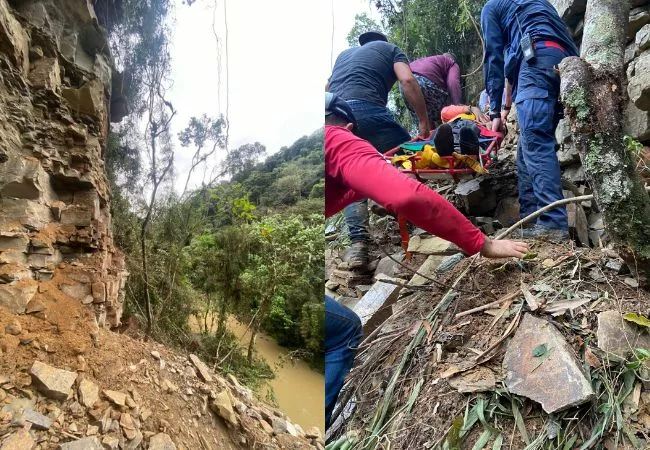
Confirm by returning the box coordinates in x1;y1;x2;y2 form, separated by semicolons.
496;194;593;240
454;290;521;320
475;301;524;365
376;278;438;291
496;186;650;240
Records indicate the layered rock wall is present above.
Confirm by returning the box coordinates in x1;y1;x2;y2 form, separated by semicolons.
0;0;127;329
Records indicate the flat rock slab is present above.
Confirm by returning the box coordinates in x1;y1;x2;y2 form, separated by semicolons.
148;433;176;450
408;255;446;285
103;390;126;406
78;378;99;408
597;310;650;360
23;408;52;430
352;275;401;334
503;313;594;413
58;437;103;450
406;236;455;255
29;361;76;401
189;354;213;383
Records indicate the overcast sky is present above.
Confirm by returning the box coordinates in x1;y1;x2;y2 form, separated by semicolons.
166;0;381;191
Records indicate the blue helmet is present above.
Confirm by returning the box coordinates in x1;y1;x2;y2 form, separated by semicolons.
325;92;357;130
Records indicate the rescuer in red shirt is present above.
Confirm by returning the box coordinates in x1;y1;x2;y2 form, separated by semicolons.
324;92;528;428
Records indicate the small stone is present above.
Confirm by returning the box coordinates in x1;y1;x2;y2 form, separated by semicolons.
125;395;137;408
448;367;496;393
29;361;76;401
69;401;85;418
23;408;52;430
148;433;177;450
86;424;99;436
503;314;595;413
0;429;34;450
102;436;119;449
259;418;273;434
140;408;152;422
125;430;143;450
78;379;99;408
624;277;640;288
103;390;126;406
211;390;238;426
356;276;403;333
189;354;213;383
597;310;650;360
407;236;455;255
162;379;177;393
324;280;339;291
151;351;161;360
272;417;298;436
58;436;103;450
4;320;22;335
306;427;322;439
120;412;135;430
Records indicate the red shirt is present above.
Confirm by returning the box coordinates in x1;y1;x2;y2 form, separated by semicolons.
325;125;485;256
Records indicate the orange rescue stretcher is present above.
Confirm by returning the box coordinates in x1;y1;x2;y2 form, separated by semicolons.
383;120;504;258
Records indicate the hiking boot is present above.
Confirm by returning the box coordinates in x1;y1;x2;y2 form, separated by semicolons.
433;123;454;156
459;126;480;156
344;242;369;270
369;200;388;217
512;224;570;242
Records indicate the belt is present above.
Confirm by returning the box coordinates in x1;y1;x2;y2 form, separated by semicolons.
534;40;566;53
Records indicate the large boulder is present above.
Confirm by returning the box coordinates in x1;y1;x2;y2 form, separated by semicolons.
625;100;650;142
630;6;650;42
549;0;586;28
628;51;650;111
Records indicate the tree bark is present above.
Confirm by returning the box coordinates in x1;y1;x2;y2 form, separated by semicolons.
559;0;650;283
247;324;258;363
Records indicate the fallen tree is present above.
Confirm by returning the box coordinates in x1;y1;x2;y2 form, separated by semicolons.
559;0;650;284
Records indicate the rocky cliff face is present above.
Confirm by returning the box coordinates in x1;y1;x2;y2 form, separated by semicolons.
551;0;650;148
0;0;127;331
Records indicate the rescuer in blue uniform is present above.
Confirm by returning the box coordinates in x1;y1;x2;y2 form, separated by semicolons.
481;0;579;239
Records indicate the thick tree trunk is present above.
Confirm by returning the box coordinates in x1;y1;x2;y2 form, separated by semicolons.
217;298;227;337
559;0;650;283
247;325;258;363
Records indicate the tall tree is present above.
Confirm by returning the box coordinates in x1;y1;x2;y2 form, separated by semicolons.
559;0;650;283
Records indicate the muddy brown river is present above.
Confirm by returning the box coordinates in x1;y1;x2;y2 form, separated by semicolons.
190;315;324;432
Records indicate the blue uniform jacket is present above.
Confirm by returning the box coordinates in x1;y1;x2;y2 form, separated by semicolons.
481;0;579;113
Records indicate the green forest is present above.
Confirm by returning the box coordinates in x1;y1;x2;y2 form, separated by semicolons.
99;0;324;390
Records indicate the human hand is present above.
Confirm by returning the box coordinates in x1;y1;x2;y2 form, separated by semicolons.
418;121;431;139
480;238;529;259
491;117;504;133
501;108;509;123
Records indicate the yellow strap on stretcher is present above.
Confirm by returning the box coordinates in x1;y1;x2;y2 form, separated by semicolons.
390;145;450;170
416;144;449;169
452;152;489;174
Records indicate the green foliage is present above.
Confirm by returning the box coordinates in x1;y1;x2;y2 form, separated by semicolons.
624;135;644;156
370;0;486;123
224;142;267;178
196;331;274;391
233;129;324;206
347;13;384;47
241;214;325;363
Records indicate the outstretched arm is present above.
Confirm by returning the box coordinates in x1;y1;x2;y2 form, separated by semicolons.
327;128;528;258
394;62;430;138
447;62;462;105
481;2;506;133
